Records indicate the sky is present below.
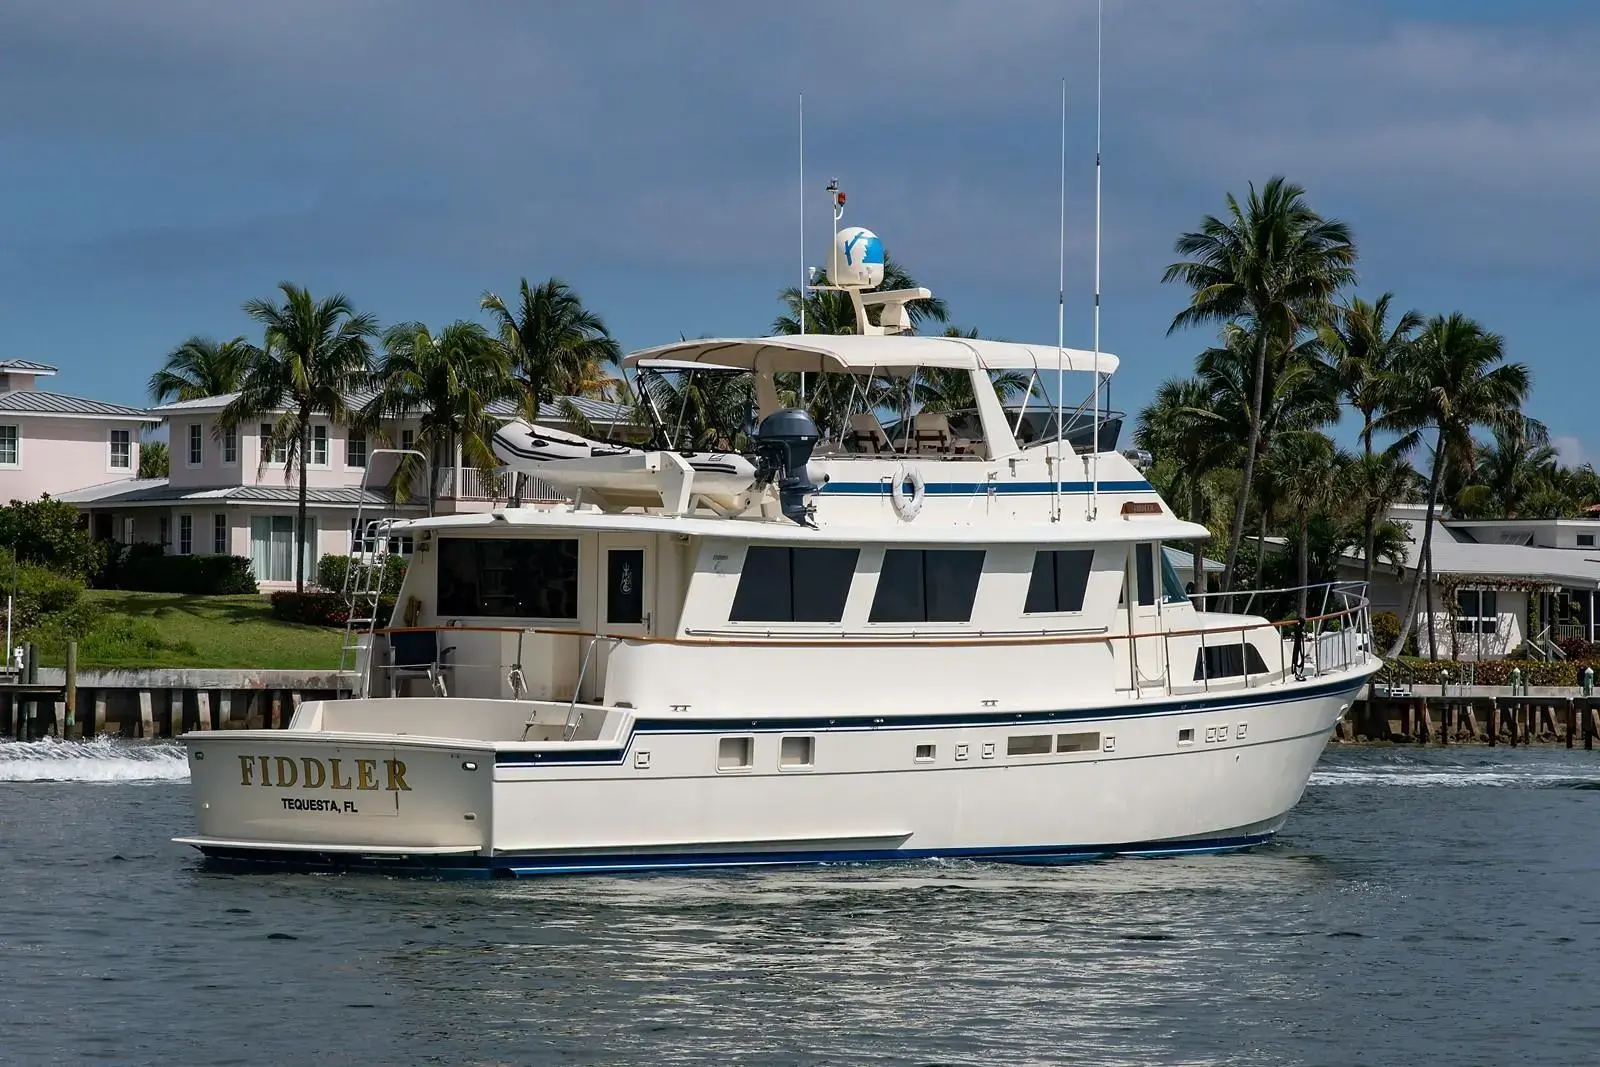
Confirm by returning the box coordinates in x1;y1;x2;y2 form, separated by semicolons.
1;0;1596;463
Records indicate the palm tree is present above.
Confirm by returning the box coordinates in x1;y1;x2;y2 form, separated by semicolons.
220;284;377;592
1135;376;1238;592
148;335;256;403
1346;451;1416;578
138;439;169;479
1265;433;1347;617
362;321;511;512
481;278;621;504
1163;177;1357;592
1463;421;1557;519
1381;313;1530;658
1325;293;1423;591
634;367;755;451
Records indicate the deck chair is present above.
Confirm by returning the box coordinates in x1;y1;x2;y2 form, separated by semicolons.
913;412;956;454
388;629;456;697
847;412;894;454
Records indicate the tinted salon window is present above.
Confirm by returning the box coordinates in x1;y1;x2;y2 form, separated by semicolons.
1023;549;1094;614
730;546;859;623
869;549;985;623
437;538;579;618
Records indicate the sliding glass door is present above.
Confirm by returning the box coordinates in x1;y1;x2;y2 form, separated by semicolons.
249;515;318;582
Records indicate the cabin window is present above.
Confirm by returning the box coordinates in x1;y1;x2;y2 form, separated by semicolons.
437;538;579;619
1159;548;1190;603
1134;543;1156;606
1024;549;1093;614
1580;534;1596;548
1056;731;1099;753
729;546;858;623
1006;734;1053;756
607;549;646;625
914;743;936;762
1455;590;1499;634
869;549;985;624
779;736;815;769
1179;728;1195;745
717;736;754;771
1194;643;1270;680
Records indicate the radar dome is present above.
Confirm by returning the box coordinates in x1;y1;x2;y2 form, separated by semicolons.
831;226;884;289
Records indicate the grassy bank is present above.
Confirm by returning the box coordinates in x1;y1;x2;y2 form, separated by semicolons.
42;591;343;670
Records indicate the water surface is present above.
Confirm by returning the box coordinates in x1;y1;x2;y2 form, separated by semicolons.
1;740;1596;1065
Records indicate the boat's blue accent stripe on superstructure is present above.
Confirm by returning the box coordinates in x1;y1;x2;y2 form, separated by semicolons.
821;479;1152;496
494;676;1367;766
194;831;1276;878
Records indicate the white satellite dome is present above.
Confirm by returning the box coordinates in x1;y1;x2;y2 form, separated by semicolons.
831;226;885;289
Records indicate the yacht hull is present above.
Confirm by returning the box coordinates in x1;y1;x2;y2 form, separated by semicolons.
176;674;1364;878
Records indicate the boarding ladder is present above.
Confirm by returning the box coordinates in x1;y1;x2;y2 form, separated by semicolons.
338;448;428;690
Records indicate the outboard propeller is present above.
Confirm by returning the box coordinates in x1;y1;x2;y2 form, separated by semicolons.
751;408;823;527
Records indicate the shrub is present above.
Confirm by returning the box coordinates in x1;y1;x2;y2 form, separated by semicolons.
0;496;104;579
1556;637;1600;660
315;553;408;596
271;590;395;629
97;547;258;594
0;548;90;642
1371;612;1400;655
1387;656;1600;688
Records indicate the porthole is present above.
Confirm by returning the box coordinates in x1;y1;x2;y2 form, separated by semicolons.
779;735;815;769
914;744;936;763
717;736;754;771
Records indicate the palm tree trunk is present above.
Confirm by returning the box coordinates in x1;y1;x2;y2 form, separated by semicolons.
1296;512;1310;618
295;415;310;594
1388;430;1446;658
1220;333;1270;597
1360;416;1375;593
426;439;439;517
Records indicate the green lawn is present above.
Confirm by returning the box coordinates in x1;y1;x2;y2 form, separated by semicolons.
50;591;345;670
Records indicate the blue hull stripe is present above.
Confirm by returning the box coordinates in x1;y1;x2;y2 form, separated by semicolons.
496;676;1368;766
194;832;1276;879
822;479;1151;496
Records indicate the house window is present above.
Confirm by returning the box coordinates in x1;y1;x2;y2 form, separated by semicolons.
178;515;193;555
1024;549;1094;614
311;425;329;466
121;517;135;544
1456;590;1499;634
108;429;131;470
729;546;859;623
159;515;170;551
223;425;238;465
400;429;415;454
436;538;579;619
346;429;367;468
0;425;19;466
213;514;228;555
868;549;985;624
260;423;287;464
187;424;203;466
249;515;317;582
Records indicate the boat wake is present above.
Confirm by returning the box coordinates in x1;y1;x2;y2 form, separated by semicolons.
0;737;190;783
1310;754;1600;790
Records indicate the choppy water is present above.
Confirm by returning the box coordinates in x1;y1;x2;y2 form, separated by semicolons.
1;742;1597;1066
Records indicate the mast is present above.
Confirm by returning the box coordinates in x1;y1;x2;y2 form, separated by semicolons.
799;92;806;337
1089;0;1103;520
1053;78;1067;524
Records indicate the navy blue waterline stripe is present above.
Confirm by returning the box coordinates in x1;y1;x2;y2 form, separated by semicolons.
194;831;1275;878
821;479;1151;496
493;676;1368;766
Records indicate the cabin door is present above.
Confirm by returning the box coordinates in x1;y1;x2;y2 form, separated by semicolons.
586;535;655;702
1127;542;1169;692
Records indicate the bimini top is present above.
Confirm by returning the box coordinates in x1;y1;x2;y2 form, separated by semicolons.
623;334;1120;377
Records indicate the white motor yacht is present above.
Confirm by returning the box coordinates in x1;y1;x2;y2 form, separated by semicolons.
175;218;1376;876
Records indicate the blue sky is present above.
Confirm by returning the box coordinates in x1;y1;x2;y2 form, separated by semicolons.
2;1;1596;463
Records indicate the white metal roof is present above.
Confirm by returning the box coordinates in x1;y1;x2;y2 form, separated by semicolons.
1376;515;1600;589
623;335;1119;377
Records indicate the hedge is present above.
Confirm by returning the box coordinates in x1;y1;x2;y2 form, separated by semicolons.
315;553;408;597
270;590;396;629
96;543;258;594
1380;657;1600;688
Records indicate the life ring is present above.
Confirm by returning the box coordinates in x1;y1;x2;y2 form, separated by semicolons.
890;465;925;520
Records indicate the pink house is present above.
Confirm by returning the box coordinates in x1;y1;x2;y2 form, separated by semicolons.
63;391;634;587
0;359;155;530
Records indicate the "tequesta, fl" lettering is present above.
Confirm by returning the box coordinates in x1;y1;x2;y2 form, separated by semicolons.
238;755;411;792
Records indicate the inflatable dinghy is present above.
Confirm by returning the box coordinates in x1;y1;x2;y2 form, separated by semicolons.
491;420;760;507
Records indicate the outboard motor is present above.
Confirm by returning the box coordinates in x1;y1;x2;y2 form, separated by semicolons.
752;408;823;527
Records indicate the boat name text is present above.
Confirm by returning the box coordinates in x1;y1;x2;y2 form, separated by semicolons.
238;755;410;792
